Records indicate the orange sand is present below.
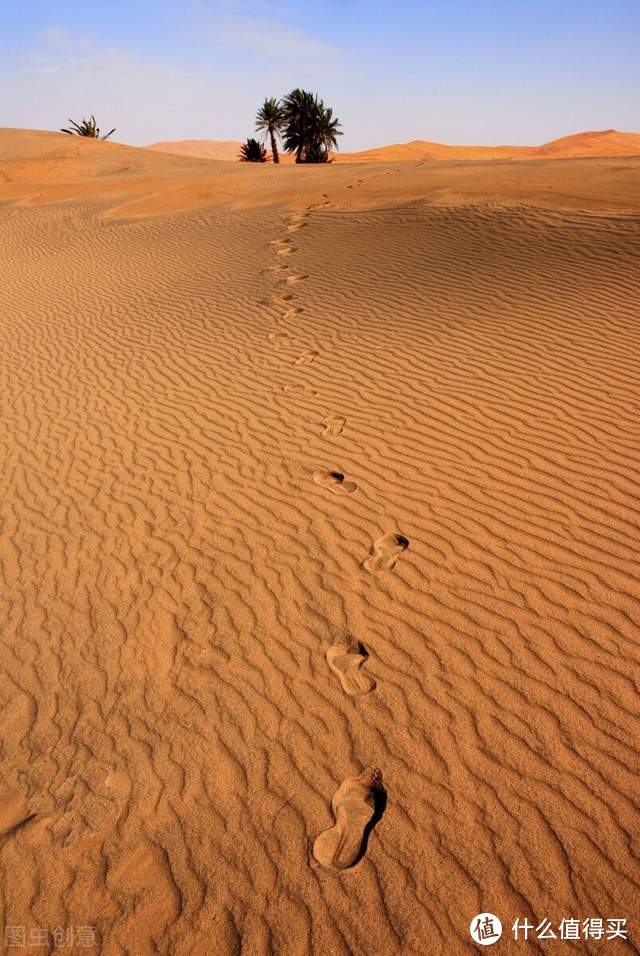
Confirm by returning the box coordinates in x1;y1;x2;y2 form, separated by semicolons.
147;127;640;164
1;128;639;955
148;139;244;161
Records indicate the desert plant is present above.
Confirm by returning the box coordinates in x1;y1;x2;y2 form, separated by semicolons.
255;97;284;164
281;88;316;163
281;89;342;163
60;116;116;140
239;138;267;162
306;102;341;161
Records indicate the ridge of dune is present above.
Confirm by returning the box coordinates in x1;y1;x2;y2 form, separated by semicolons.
143;129;640;165
535;128;640;156
334;139;531;163
337;128;640;162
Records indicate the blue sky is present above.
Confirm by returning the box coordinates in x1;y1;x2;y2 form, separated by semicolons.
1;1;638;149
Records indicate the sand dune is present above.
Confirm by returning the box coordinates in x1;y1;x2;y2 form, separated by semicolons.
2;129;640;221
148;139;244;161
1;128;640;954
146;128;640;165
336;128;640;163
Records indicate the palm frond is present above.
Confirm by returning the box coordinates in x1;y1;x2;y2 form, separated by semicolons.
60;115;116;139
239;138;267;162
280;89;342;163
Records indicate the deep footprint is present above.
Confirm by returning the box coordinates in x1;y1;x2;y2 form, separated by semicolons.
322;415;346;437
313;470;357;495
364;533;410;572
326;634;376;696
313;767;383;870
295;350;319;366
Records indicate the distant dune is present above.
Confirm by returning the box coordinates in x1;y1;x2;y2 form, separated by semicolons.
534;128;640;157
2;128;639;220
146;128;640;164
336;128;640;162
147;139;244;161
1;126;640;955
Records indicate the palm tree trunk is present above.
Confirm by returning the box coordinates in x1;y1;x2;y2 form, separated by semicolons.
270;131;279;164
295;144;304;164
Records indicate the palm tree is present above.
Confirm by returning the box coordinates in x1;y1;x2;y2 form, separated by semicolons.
281;90;342;163
61;116;116;140
306;101;342;162
281;89;316;163
255;97;284;164
239;138;267;163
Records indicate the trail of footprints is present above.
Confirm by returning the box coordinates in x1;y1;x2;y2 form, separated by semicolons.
263;197;410;870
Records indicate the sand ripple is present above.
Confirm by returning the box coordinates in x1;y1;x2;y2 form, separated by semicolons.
1;164;639;954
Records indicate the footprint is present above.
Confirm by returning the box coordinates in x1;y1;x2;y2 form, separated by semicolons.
313;767;384;870
286;274;309;285
282;307;304;320
268;292;294;306
271;237;292;246
295;350;319;366
268;331;290;345
313;470;357;495
282;384;317;397
322;415;346;437
288;221;307;233
364;533;409;573
262;292;293;306
326;634;375;696
277;246;295;257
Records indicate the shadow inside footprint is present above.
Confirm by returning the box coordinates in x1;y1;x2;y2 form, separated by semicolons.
353;785;387;867
313;470;358;495
364;533;409;572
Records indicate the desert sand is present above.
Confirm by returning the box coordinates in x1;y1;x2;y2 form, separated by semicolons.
1;128;639;955
148;139;245;162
